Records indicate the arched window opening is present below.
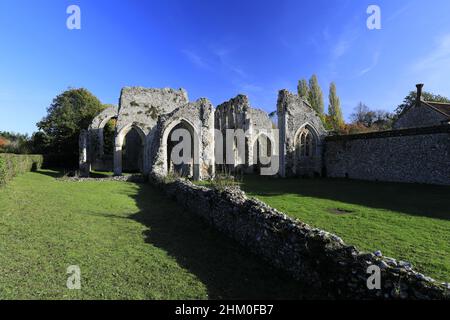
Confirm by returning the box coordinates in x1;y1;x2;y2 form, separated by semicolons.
296;127;316;158
122;127;144;173
102;118;117;159
253;134;273;174
166;121;195;178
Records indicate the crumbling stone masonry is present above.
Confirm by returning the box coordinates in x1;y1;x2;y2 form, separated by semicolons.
114;87;189;176
150;98;215;180
80;87;189;177
215;95;277;174
81;87;326;180
277;89;327;177
153;175;450;300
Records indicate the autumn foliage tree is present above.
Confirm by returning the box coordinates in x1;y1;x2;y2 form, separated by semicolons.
0;137;10;149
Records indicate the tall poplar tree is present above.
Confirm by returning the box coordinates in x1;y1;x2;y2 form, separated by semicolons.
308;74;324;115
297;79;309;99
328;82;344;130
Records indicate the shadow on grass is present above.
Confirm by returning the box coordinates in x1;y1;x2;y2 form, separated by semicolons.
36;169;65;178
130;183;327;299
89;171;114;178
37;169;120;179
240;176;450;221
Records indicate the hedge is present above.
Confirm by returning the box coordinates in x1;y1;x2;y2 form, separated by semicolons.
0;154;44;185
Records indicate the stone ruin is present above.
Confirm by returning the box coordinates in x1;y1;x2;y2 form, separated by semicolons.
80;86;326;180
80;85;450;186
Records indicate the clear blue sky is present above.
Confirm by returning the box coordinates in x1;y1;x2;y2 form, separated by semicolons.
1;0;450;134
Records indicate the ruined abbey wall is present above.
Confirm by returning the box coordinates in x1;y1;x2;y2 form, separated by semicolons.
215;95;275;174
150;98;215;180
277;90;327;177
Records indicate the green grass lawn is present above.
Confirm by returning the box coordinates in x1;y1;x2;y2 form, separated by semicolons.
0;170;322;300
238;176;450;282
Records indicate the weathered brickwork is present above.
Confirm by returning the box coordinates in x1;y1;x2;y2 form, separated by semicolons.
325;125;450;185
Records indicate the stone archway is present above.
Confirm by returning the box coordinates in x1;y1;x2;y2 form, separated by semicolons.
160;119;200;180
114;124;146;176
98;117;117;158
88;106;118;172
252;133;274;175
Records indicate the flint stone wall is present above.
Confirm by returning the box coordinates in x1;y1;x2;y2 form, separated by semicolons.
325;125;450;186
152;176;449;299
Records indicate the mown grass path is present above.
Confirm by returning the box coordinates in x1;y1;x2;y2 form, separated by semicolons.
240;176;450;282
0;171;321;299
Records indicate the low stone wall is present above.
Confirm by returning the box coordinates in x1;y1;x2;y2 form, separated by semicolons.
324;125;450;186
152;175;449;300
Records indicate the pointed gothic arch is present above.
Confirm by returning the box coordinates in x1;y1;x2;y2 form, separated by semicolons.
114;124;146;175
293;124;319;175
161;118;201;179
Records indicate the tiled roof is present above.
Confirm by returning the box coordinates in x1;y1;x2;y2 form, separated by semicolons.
423;101;450;118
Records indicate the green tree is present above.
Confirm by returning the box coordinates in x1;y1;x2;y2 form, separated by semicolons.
297;79;309;99
28;131;51;155
37;88;105;167
308;74;324;115
328;82;344;130
395;91;450;118
103;118;117;157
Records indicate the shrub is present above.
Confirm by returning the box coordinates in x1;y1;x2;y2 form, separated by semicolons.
0;153;43;185
162;170;182;184
211;172;241;191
